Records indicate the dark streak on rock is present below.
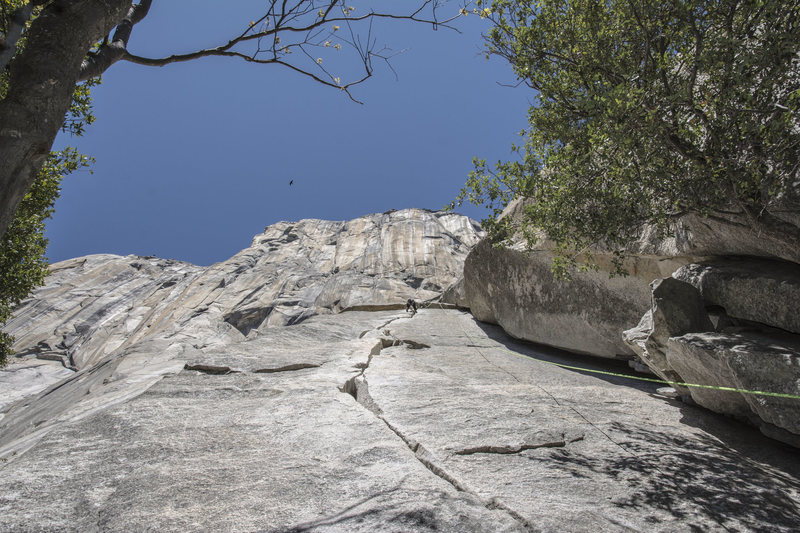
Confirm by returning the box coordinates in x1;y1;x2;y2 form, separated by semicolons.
402;340;430;350
455;441;565;455
183;364;238;375
454;433;585;456
253;363;320;374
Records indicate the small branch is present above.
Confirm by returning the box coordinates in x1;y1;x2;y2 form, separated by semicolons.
78;0;153;81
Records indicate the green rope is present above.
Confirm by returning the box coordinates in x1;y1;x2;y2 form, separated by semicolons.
527;359;800;400
429;302;800;401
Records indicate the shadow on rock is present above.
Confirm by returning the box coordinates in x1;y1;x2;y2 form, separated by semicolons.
277;486;481;533
528;422;800;531
472;318;660;394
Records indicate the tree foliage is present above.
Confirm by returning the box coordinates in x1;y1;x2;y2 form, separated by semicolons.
452;0;800;277
0;149;91;364
0;3;96;365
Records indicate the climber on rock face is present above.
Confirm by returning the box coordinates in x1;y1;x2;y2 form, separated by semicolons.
406;298;417;315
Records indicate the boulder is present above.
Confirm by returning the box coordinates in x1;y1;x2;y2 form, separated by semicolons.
648;278;715;342
461;197;800;361
670;211;800;265
625;260;800;446
462;239;658;359
673;258;800;334
461;200;701;360
667;331;800;447
623;277;713;392
441;276;468;308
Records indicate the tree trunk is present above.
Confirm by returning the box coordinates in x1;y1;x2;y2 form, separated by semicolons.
0;0;131;239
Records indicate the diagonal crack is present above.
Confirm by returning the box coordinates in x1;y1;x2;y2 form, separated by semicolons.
379;416;470;492
337;321;537;532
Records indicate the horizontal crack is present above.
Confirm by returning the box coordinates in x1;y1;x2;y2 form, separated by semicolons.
185;363;321;375
253;363;320;374
375;337;430;351
184;364;239;375
401;340;430;350
454;432;585;456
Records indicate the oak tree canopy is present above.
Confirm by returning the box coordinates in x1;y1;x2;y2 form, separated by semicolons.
452;0;800;277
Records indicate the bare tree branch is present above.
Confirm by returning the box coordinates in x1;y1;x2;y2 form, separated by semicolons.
78;0;152;80
116;1;463;93
0;0;471;239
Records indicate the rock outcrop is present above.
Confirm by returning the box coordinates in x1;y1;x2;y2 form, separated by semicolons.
459;200;800;445
1;208;483;455
5;208;482;373
459;199;800;360
673;258;800;334
460;238;658;358
458;200;695;359
624;259;800;446
622;277;714;393
668;331;800;446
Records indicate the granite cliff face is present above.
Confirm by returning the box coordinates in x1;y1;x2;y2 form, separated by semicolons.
0;208;483;458
1;208;799;531
5;208;482;374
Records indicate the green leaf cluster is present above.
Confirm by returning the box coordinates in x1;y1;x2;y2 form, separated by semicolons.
0;0;27;29
0;149;91;363
453;0;800;278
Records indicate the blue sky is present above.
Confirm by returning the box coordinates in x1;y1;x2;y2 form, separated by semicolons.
47;1;530;266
